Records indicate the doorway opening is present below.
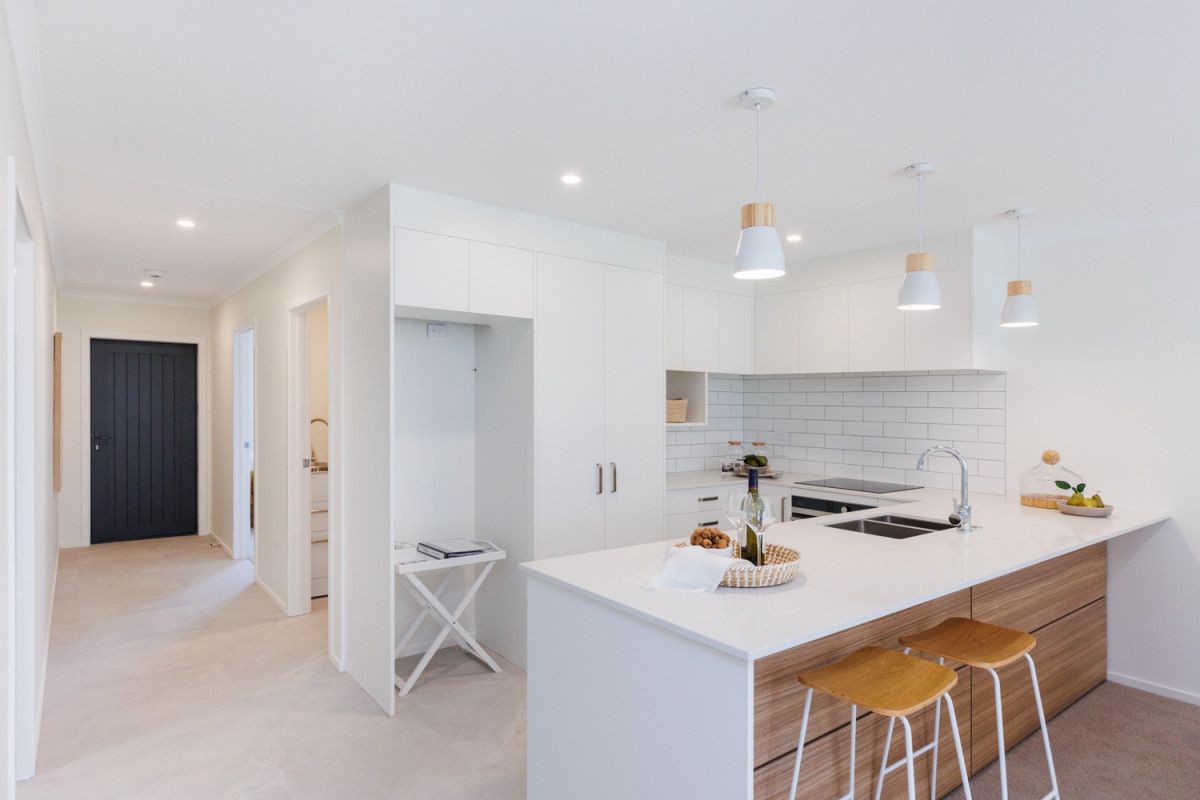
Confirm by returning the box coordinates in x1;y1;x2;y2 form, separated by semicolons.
232;326;255;562
88;339;198;544
286;294;330;616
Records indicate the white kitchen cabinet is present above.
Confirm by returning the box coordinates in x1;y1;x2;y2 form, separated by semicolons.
847;276;905;372
719;293;755;374
605;267;667;548
796;285;849;373
468;241;534;318
664;283;684;370
754;292;800;374
535;254;664;558
393;227;469;312
666;510;728;540
905;267;972;371
682;287;721;372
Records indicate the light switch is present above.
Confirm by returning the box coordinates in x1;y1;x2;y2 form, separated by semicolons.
426;323;448;339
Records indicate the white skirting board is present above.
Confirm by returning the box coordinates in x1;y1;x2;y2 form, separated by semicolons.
1107;671;1200;706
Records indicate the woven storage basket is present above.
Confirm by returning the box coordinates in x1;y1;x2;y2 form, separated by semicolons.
666;398;688;423
675;541;801;589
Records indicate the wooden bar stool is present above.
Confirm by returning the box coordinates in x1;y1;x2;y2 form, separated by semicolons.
899;617;1060;800
788;646;972;800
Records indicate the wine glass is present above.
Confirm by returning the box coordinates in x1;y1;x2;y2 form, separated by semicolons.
725;492;749;552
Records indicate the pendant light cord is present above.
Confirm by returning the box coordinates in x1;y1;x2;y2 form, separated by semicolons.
916;173;924;252
1016;215;1023;279
754;102;762;200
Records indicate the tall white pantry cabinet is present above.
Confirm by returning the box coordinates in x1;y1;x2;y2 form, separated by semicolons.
534;254;665;560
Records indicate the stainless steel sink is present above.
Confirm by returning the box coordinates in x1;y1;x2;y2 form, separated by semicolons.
825;514;956;539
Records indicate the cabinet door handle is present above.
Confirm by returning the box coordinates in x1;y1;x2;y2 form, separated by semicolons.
596;463;604;494
609;462;617;493
698;495;719;502
700;520;720;527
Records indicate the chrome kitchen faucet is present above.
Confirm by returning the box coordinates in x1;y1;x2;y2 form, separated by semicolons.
916;445;975;532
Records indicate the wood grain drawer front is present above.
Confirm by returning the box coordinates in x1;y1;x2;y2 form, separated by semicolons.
972;542;1106;633
754;668;970;800
665;490;729;516
753;590;969;768
970;598;1107;772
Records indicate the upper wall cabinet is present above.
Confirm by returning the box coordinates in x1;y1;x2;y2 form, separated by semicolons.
796;285;848;373
682;287;720;372
664;284;754;374
847;276;905;372
718;293;754;374
754;292;799;374
468;241;534;318
393;228;534;319
394;228;469;312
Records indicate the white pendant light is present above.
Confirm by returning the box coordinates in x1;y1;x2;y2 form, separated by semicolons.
734;87;785;280
897;163;941;310
1001;208;1039;327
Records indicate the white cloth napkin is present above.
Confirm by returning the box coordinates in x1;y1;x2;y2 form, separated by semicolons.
647;545;732;593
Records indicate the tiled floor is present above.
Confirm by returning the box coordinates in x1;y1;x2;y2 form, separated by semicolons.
19;535;1200;799
20;535;526;799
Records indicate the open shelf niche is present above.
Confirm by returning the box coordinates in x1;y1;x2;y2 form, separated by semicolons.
665;370;708;427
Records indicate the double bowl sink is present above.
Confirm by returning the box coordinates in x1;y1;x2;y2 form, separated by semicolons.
824;514;956;539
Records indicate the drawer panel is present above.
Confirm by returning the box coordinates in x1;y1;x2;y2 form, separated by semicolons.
753;590;970;768
970;598;1106;771
754;666;971;800
665;511;728;541
665;488;729;516
972;542;1106;632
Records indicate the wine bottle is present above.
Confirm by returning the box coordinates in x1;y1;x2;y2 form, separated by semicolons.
740;468;767;566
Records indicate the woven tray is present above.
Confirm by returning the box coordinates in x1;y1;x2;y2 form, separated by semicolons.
675;541;801;589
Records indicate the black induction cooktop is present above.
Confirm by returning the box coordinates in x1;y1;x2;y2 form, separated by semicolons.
793;477;920;494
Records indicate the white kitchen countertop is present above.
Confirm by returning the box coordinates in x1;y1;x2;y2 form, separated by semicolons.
522;481;1169;661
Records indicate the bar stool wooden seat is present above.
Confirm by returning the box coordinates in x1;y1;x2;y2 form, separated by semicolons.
899;617;1060;800
788;646;972;800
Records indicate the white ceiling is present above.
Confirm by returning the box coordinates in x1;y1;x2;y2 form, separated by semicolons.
29;0;1200;302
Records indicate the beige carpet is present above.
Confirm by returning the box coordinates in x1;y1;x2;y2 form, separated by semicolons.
943;680;1200;800
20;535;526;799
19;535;1200;799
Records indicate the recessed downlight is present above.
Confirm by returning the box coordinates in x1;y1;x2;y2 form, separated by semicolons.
560;173;582;185
176;218;196;228
786;233;802;243
140;280;154;288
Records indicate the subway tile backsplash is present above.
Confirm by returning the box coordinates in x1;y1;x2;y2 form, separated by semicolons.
665;371;1006;495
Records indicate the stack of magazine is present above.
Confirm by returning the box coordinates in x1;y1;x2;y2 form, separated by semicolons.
416;538;491;560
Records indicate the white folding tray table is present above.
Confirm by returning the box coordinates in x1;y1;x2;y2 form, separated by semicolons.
392;544;506;696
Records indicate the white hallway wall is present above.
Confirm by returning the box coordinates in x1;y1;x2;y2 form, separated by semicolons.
1;0;60;791
209;227;340;615
55;296;211;548
1007;220;1200;704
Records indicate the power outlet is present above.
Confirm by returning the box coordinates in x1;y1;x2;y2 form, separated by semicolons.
426;323;448;340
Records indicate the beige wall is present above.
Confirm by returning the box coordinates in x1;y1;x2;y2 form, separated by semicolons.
308;301;329;464
1007;221;1200;704
55;296;212;549
210;229;339;610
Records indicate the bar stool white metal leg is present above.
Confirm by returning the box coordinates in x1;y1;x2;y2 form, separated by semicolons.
985;654;1061;800
872;690;972;800
787;646;971;800
898;616;1060;800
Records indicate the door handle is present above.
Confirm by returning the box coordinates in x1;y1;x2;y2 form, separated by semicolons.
698;495;719;502
91;433;111;452
596;463;603;494
610;462;617;493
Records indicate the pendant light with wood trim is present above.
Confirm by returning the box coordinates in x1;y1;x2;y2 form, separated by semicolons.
897;163;941;310
733;87;785;280
1001;208;1038;327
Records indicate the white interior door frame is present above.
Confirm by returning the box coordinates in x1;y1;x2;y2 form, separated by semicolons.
286;292;328;617
78;331;209;546
231;325;256;562
1;154;19;800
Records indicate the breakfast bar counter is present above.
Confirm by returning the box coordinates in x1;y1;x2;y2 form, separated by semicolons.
521;488;1168;800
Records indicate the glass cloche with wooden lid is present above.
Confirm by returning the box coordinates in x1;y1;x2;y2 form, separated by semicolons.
1020;450;1084;509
